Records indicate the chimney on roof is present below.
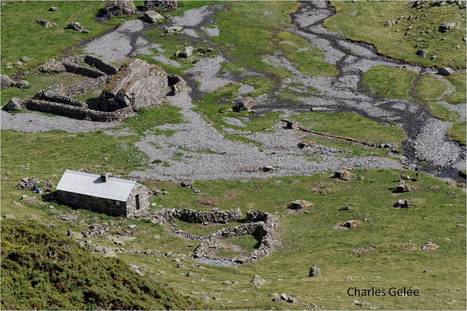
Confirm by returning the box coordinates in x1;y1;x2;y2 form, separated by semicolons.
100;173;109;182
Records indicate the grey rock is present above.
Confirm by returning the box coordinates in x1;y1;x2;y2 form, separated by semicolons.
416;49;427;58
232;97;255;112
16;80;30;89
49;6;59;11
439;21;456;32
437;67;454;75
164;26;183;34
1;74;15;89
66;22;84;32
20;56;30;62
40;59;66;73
309;264;320;277
100;58;170;111
177;46;193;58
393;199;410;208
142;10;164;23
98;0;136;18
36;18;56;28
2;97;24;112
250;275;265;287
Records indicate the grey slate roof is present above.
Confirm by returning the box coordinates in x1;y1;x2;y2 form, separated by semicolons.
56;170;136;202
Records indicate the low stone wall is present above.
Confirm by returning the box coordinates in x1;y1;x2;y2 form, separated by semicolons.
24;99;133;122
34;90;86;107
63;62;106;78
146;208;279;265
84;55;119;75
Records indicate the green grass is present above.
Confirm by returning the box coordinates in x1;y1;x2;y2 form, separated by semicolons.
125;170;465;309
445;73;467;104
242;76;274;97
0;1;128;75
277;31;338;77
0;130;146;196
1;219;201;310
415;75;447;102
291;111;406;146
122;104;184;135
362;65;417;100
325;0;466;68
448;122;466;145
213;1;297;75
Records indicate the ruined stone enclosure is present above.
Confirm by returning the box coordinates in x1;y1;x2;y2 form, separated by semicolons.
12;55;185;122
146;208;280;265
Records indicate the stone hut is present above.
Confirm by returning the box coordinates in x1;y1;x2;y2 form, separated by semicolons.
55;170;150;217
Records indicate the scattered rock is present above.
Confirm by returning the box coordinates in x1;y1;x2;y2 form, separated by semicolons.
176;46;194;58
309;264;320;277
439;21;456;32
332;168;352;180
129;264;142;275
393;180;410;193
1;74;15;89
288;200;313;210
338;205;351;212
98;0;136;18
36;18;56;28
393;199;410;208
416;49;427;58
261;165;275;172
2;97;24;112
16;80;30;89
271;293;282;303
437;67;454;75
66;22;88;33
232;97;255;112
421;240;439;252
280;293;296;303
164;25;183;34
250;275;265;287
352;245;376;255
141;10;164;23
284;120;298;129
40;58;66;73
336;220;360;230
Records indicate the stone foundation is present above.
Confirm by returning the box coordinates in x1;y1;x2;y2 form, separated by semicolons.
145;208;279;265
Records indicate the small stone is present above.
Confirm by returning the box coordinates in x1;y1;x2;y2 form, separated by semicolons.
232;97;255;112
309;264;320;277
288;200;313;210
261;165;275;172
177;46;194;58
438;67;454;75
336;220;360;229
393;180;410;193
36;18;56;28
272;293;281;303
439;21;456;32
142;10;164;23
129;264;142;275
49;6;59;11
20;56;30;62
338;205;351;212
66;22;83;32
16;80;30;89
421;240;439;252
2;97;24;112
164;26;183;34
250;275;265;287
393;199;410;208
416;49;427;58
332;168;352;180
1;74;15;89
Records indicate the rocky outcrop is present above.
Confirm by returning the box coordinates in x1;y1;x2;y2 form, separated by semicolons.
99;58;170;111
98;0;136;18
144;0;178;10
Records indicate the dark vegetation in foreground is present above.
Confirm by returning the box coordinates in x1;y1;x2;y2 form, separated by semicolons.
1;219;201;310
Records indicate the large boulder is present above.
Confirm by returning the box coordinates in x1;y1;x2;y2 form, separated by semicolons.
98;0;136;18
100;58;170;111
141;10;165;23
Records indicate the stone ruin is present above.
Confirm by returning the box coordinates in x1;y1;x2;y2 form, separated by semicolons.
145;208;280;265
144;0;178;10
3;55;186;122
97;0;136;18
